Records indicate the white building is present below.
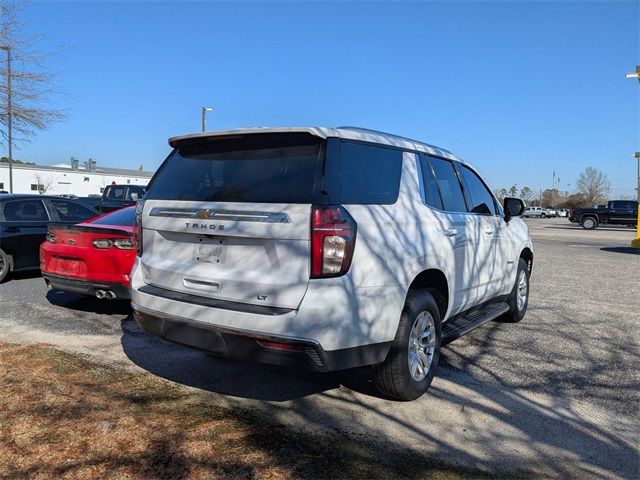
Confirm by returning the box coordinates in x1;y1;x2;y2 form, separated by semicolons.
0;158;154;195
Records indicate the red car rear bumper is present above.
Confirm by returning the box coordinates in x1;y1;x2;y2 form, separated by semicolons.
40;242;135;298
43;273;131;299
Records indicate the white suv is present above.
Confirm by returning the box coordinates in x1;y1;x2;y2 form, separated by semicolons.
131;127;533;400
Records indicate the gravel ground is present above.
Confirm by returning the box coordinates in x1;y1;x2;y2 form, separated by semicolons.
0;218;638;478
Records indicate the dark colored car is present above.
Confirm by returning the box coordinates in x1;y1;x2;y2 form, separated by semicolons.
40;207;136;299
0;194;99;282
569;200;638;230
78;184;145;213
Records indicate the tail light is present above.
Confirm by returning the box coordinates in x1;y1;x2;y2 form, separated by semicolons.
92;238;134;250
310;205;357;278
134;199;144;256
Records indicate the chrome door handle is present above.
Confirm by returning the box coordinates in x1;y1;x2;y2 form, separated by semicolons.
444;228;458;236
485;230;494;235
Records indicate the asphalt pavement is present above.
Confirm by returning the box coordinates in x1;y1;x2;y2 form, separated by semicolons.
1;218;638;478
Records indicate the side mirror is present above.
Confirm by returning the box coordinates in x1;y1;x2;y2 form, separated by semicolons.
503;197;525;222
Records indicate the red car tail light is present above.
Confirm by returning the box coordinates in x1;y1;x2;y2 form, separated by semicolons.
92;239;113;249
310;205;357;278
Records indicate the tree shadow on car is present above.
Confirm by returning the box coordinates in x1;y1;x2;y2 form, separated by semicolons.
600;246;640;255
46;289;133;315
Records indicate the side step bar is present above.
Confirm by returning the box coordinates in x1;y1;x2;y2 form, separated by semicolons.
442;302;510;344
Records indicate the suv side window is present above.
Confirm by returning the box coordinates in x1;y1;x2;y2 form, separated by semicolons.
428;157;467;213
2;199;49;222
49;199;97;222
458;165;497;215
418;155;444;210
340;142;403;205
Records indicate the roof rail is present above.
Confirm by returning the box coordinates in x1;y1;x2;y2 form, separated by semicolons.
337;126;419;144
337;126;452;154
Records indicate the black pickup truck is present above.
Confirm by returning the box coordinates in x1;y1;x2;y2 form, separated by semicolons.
569;200;638;230
78;184;145;214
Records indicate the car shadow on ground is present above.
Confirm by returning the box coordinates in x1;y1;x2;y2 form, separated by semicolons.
600;246;640;255
1;269;42;284
46;290;132;315
119;315;392;402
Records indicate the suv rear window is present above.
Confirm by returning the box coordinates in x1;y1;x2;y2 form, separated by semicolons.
146;133;324;203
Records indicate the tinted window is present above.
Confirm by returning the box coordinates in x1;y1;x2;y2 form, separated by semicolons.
49;199;97;222
107;186;126;200
340;142;402;204
419;155;443;210
146;133;323;203
127;186;145;200
612;201;636;210
3;199;49;221
459;165;497;215
91;207;135;226
429;157;467;212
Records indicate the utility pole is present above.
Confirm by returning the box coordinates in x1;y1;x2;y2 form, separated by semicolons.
552;171;555;207
1;45;12;193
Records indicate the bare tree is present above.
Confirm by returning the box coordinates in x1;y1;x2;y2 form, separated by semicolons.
0;1;66;146
33;173;54;194
508;184;518;197
576;167;611;206
494;188;507;202
520;186;534;204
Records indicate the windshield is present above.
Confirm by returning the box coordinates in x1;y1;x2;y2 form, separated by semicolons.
146;133;325;203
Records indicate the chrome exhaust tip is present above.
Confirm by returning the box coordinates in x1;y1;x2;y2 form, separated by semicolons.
95;289;106;299
105;290;117;300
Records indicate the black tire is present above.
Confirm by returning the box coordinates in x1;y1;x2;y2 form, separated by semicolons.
581;216;598;230
0;249;10;283
497;257;530;323
540;212;546;218
373;290;442;401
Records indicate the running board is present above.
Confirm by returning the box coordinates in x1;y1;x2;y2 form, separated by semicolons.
442;302;510;344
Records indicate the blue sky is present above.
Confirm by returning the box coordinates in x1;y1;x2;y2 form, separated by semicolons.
8;0;640;196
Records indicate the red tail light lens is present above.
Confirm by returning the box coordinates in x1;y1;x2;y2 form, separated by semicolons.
134;200;144;256
310;205;357;278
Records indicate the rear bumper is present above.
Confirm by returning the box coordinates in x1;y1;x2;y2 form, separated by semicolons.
132;304;391;372
43;273;130;299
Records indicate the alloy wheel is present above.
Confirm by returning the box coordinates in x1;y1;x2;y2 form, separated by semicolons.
408;311;436;382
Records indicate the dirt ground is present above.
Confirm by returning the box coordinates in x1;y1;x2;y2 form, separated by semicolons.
0;342;493;480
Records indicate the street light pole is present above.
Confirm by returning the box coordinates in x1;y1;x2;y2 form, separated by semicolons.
634;152;640;204
626;67;640;248
1;45;12;193
201;106;214;132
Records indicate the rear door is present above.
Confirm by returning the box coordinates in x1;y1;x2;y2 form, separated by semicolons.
0;199;51;270
140;133;325;309
609;201;637;224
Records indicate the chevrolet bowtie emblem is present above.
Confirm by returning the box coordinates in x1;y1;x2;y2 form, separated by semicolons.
195;209;212;219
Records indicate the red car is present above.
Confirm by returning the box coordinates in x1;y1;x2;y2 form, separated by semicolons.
40;207;136;299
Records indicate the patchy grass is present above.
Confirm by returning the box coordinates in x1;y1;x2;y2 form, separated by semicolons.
0;342;493;479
